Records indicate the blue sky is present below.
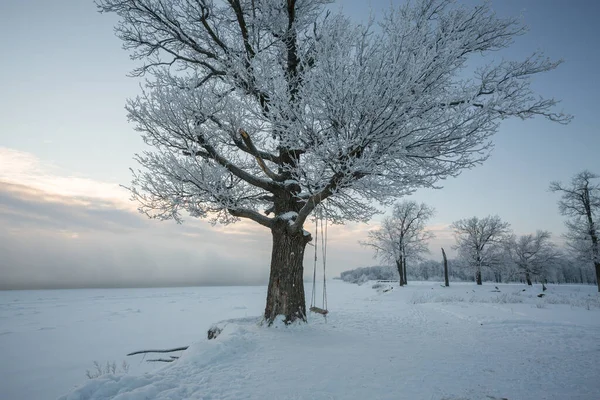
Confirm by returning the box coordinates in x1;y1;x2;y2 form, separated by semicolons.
0;0;598;288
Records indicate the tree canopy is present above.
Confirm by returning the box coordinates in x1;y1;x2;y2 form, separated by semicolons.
98;0;570;232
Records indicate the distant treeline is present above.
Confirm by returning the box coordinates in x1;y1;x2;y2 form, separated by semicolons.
340;258;598;286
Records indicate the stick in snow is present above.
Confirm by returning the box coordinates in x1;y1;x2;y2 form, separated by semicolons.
127;346;189;356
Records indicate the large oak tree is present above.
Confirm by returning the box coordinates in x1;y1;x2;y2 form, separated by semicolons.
98;0;570;323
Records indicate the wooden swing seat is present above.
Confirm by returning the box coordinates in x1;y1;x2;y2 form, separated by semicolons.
309;306;329;315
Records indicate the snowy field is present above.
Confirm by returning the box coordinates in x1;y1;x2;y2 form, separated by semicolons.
1;281;599;400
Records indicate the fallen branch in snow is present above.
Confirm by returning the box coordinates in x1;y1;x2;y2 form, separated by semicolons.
127;347;188;356
127;325;225;362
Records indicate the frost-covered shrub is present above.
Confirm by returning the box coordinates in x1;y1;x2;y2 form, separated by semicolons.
411;293;464;304
535;301;547;309
86;361;129;379
468;294;523;304
543;295;569;305
541;293;600;309
410;293;433;304
490;293;524;304
434;295;465;303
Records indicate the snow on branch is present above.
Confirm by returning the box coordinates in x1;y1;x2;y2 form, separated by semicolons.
98;0;571;230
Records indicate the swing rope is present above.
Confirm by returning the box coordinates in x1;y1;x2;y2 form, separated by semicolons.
310;207;328;316
321;212;328;312
310;213;318;310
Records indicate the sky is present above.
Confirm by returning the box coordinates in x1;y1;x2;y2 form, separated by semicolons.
0;0;598;289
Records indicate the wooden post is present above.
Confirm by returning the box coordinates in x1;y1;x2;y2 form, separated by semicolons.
442;247;449;287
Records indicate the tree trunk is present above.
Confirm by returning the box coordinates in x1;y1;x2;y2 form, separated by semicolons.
582;184;600;291
441;248;449;287
264;222;310;324
475;265;482;285
525;272;532;286
402;258;408;285
595;262;600;292
396;259;405;287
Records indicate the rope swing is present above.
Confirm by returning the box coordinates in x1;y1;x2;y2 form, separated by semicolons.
310;207;328;317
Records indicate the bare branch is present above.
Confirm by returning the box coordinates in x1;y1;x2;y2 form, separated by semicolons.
238;129;285;181
228;207;274;228
127;347;188;356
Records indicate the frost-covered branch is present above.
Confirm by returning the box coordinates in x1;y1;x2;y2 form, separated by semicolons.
238;129;285;181
228;206;273;228
99;0;570;231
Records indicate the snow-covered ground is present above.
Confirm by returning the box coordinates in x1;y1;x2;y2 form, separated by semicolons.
1;281;599;400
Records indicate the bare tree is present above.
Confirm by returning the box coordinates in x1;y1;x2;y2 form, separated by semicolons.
97;0;570;323
452;216;511;285
550;171;600;291
362;201;435;286
506;231;558;285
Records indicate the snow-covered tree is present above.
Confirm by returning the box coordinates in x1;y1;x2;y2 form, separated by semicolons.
415;259;441;282
452;216;511;285
550;171;600;291
98;0;570;323
506;230;559;285
340;265;396;284
362;201;435;286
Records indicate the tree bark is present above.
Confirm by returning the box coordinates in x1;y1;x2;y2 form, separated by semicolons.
475;255;482;285
396;258;405;287
475;265;482;285
586;232;600;290
582;183;600;291
595;262;600;292
442;248;449;287
525;272;532;286
402;258;408;285
264;221;310;324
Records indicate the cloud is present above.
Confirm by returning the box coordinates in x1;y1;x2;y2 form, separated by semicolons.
0;182;147;234
0;147;130;207
0;148;275;289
